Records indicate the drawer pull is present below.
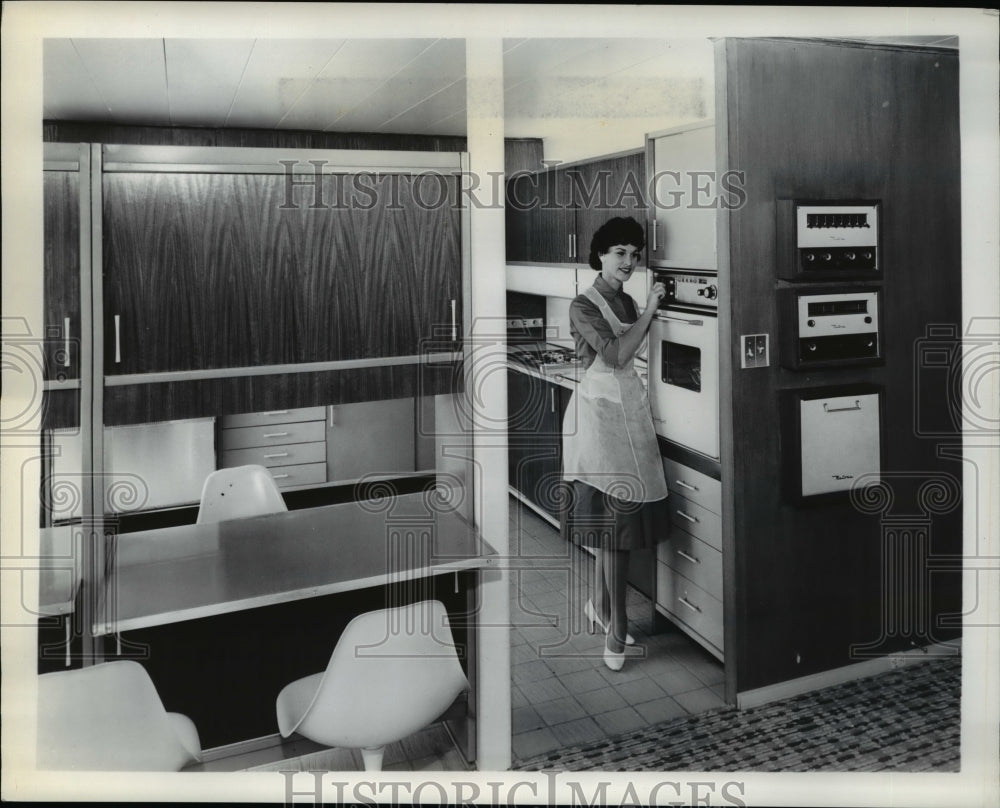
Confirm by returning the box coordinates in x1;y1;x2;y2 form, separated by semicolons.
264;410;291;416
264;452;290;459
675;509;699;524
64;317;71;367
675;479;699;493
262;432;290;439
676;549;701;565
678;596;702;614
271;473;290;480
114;314;121;363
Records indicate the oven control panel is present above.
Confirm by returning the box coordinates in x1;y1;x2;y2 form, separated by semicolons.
652;270;719;313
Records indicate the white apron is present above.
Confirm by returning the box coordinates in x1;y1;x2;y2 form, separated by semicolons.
562;286;668;503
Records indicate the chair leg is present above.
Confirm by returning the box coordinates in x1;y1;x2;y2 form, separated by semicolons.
360;747;385;771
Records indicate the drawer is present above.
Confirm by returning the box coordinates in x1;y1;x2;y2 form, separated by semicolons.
662;457;721;514
221;440;326;470
656;561;723;653
222;407;327;429
657;531;722;598
264;461;327;488
220;420;326;451
668;493;722;552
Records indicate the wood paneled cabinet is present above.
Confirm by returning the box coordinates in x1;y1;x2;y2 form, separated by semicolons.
43;145;86;384
507;368;571;520
506;151;647;264
102;161;462;376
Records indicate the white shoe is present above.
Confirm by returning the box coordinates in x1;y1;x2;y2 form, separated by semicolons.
584;598;635;645
603;640;625;672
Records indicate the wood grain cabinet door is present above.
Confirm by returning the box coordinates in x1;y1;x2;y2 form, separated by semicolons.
572;152;647;257
102;170;462;373
43;169;81;382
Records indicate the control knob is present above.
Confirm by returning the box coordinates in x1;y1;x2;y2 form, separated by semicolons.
845;251;856;261
820;252;832;262
696;285;718;300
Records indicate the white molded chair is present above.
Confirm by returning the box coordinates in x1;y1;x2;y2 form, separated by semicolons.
36;660;202;771
275;599;469;771
196;464;287;524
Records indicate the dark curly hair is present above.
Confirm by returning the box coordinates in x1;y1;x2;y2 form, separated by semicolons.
588;216;646;271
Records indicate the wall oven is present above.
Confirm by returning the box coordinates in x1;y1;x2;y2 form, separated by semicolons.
647;270;720;460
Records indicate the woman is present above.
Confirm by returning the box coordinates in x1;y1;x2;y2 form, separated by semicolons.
562;216;669;671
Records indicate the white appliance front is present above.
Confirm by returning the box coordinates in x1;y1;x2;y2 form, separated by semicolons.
648;311;720;460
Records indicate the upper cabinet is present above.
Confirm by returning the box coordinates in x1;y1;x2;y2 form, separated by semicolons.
100;146;463;377
506;150;647;265
646;120;717;271
43;144;85;383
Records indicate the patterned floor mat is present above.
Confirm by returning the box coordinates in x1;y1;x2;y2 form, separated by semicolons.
515;655;961;772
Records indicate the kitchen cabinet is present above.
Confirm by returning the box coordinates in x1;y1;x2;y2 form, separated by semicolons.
507;367;571;521
505;151;647;265
220;398;417;487
42;143;87;430
325;397;416;483
220;407;328;489
102;167;462;375
646;120;717;271
656;456;724;660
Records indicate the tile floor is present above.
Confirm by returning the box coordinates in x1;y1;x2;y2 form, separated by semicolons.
507;498;726;764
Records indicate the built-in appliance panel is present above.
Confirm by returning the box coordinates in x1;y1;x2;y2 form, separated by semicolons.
220;420;326;452
780;287;882;370
220;441;327;470
656;563;724;656
780;384;884;504
662;457;721;514
648;305;720;460
777;199;880;280
667;492;722;553
657;530;723;596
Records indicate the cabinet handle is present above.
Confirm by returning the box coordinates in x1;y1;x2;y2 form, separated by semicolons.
271;473;290;480
652;220;658;252
676;549;701;565
675;479;699;493
263;431;290;439
329;406;336;427
264;410;291;416
450;299;457;341
678;595;702;614
264;452;290;459
63;317;71;367
675;509;699;524
114;314;121;363
550;387;556;412
823;400;862;413
568;234;573;258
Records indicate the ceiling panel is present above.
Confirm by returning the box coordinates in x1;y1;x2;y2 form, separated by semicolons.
43;39;108;120
226;39;347;128
502;38;606;92
378;78;466;135
164;39;254;127
332;39;464;131
275;38;435;130
70;39;170;124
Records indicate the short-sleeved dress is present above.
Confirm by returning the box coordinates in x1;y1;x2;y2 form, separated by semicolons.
561;276;669;551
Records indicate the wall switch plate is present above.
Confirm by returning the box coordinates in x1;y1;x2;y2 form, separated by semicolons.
741;334;769;368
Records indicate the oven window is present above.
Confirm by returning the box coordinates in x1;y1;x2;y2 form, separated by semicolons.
661;341;701;392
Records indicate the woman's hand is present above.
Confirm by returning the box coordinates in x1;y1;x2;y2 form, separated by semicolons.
646;282;667;311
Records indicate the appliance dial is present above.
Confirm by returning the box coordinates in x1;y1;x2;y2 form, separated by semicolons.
697;285;719;300
820;252;832;262
807;319;816;327
845;251;856;261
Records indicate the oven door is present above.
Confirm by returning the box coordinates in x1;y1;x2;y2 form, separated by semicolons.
648;311;720;460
